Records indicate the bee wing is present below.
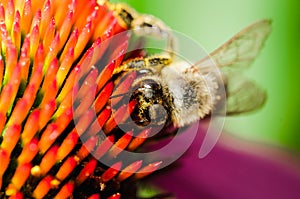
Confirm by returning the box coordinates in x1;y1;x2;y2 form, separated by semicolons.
195;19;272;70
191;19;271;115
225;75;267;115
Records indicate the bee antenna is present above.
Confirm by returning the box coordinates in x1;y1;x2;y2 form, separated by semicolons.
109;91;132;99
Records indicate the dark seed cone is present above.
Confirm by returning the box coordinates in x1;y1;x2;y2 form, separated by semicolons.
0;0;163;198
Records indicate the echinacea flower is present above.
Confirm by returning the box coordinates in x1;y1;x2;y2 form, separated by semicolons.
2;1;297;199
0;0;166;198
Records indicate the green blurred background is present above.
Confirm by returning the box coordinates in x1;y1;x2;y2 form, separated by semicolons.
112;0;300;152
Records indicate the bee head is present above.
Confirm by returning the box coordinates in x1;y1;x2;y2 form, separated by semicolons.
130;76;169;127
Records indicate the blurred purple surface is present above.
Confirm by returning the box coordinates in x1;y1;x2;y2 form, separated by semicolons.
151;124;300;199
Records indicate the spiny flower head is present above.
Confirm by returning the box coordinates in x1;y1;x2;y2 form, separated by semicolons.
0;0;164;198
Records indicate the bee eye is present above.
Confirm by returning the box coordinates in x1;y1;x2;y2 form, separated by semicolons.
148;104;168;125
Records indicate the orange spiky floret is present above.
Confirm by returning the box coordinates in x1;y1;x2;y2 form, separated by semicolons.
0;0;165;198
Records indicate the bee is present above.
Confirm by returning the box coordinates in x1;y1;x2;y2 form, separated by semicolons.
109;3;175;55
107;2;138;29
131;14;175;55
112;19;272;128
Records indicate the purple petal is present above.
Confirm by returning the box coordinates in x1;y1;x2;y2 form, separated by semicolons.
150;124;300;199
